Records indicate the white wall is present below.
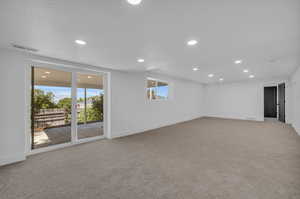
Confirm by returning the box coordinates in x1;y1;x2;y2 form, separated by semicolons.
204;82;264;121
204;79;291;122
111;71;204;138
0;50;27;165
0;49;204;165
290;67;300;135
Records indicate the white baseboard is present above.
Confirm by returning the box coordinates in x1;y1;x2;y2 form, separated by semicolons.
0;153;26;167
111;115;204;139
204;115;264;122
291;124;300;136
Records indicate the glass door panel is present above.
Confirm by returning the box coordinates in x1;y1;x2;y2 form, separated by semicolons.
76;73;104;139
31;67;72;149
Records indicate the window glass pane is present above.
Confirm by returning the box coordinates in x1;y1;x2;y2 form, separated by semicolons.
147;79;157;100
156;81;169;99
77;73;104;139
32;67;72;149
147;78;169;100
157;81;168;87
147;79;156;88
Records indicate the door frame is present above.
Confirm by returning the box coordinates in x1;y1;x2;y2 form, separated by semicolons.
25;60;111;155
278;83;286;123
261;80;288;122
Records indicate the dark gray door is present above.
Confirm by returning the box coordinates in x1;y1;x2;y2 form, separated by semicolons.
264;87;277;118
278;83;285;123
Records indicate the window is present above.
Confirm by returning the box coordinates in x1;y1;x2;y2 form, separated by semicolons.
147;78;169;100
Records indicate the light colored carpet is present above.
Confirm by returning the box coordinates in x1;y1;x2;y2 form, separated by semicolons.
1;117;300;199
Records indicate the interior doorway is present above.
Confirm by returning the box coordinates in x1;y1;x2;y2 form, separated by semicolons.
264;83;286;123
264;87;277;118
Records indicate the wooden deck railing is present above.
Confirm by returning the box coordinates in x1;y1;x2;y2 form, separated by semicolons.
34;108;68;129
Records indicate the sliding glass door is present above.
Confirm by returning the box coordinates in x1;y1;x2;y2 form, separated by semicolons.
76;73;104;140
31;66;105;150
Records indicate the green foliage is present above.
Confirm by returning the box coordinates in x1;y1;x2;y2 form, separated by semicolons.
90;95;104;121
57;98;72;123
33;89;57;113
34;88;103;123
78;95;103;123
57;98;72;113
78;110;85;123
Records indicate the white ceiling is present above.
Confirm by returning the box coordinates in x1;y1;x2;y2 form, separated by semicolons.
0;0;300;83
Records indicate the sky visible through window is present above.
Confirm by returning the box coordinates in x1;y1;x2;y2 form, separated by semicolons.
147;85;169;99
35;86;104;102
156;86;168;98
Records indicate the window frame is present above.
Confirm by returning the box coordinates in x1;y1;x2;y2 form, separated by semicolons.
146;77;170;101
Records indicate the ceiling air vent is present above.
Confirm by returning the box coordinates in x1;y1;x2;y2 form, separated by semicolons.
11;43;38;52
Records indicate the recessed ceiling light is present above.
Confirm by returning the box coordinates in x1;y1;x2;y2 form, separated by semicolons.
193;67;199;71
127;0;142;5
87;76;92;79
187;40;198;46
137;58;145;63
208;74;214;78
75;40;87;45
234;60;243;64
219;78;224;81
41;75;47;78
249;75;255;78
243;69;249;73
45;71;51;74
